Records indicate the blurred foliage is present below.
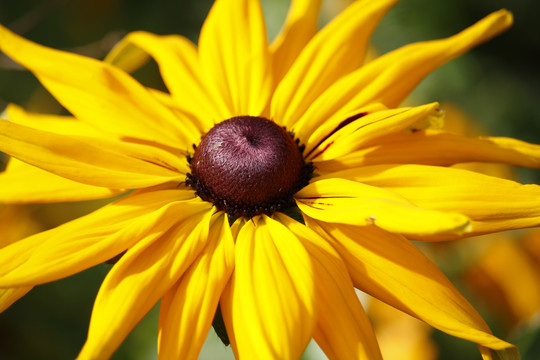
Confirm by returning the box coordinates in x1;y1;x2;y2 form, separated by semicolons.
1;0;539;359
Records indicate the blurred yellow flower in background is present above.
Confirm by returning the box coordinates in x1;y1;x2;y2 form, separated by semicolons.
1;0;539;359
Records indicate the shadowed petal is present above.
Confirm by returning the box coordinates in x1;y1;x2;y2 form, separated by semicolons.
0;286;32;313
0;190;202;287
0;24;190;147
77;204;213;360
199;0;272;118
324;165;540;239
276;213;382;360
296;178;470;236
157;212;234;360
220;215;316;359
306;218;518;356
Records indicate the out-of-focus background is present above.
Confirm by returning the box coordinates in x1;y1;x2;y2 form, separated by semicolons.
1;0;539;359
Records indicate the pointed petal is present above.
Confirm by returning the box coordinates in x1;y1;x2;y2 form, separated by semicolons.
272;0;399;129
0;119;185;189
0;286;32;313
313;130;540;173
77;204;213;360
307;103;442;160
105;31;217;133
303;10;512;118
275;213;382;360
5;103;112;138
306;218;516;353
0;24;190;147
0;158;123;203
0;189;199;287
220;215;316;359
326;164;540;239
296;178;470;236
199;0;272;117
270;0;322;83
157;212;234;360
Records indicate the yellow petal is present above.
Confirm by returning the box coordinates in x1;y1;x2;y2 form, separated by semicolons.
296;178;470;236
304;9;512;119
0;286;32;313
105;31;217;132
0;189;200;287
5;103;112;138
275;213;383;360
220;215;316;359
306;103;441;160
0;158;123;203
157;212;234;360
272;0;399;129
306;218;517;353
0;119;184;189
0;24;190;147
328;164;540;239
199;0;272;118
77;204;213;360
314;130;540;173
270;0;322;83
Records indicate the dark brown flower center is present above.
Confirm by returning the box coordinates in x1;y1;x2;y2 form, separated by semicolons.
186;116;313;218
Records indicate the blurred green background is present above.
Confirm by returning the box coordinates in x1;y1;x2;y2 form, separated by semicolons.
1;0;539;359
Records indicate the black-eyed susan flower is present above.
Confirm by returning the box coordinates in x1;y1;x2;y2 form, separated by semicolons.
0;0;539;359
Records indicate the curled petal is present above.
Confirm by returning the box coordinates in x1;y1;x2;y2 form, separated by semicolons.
313;130;540;173
324;165;540;239
296;178;470;236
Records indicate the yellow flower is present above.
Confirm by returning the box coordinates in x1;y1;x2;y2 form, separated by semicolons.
0;0;538;359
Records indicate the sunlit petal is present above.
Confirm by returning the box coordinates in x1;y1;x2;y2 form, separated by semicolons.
325;165;540;239
296;178;470;236
77;205;213;360
306;218;517;354
273;0;399;130
199;0;272;118
106;31;217;133
221;215;316;359
0;189;200;287
270;0;322;83
275;213;382;360
0;24;190;147
0;119;185;189
313;130;540;173
157;212;234;360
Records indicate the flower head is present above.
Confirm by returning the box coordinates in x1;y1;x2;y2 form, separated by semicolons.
0;0;538;359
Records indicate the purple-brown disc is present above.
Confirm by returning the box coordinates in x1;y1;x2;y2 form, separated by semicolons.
188;116;310;217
